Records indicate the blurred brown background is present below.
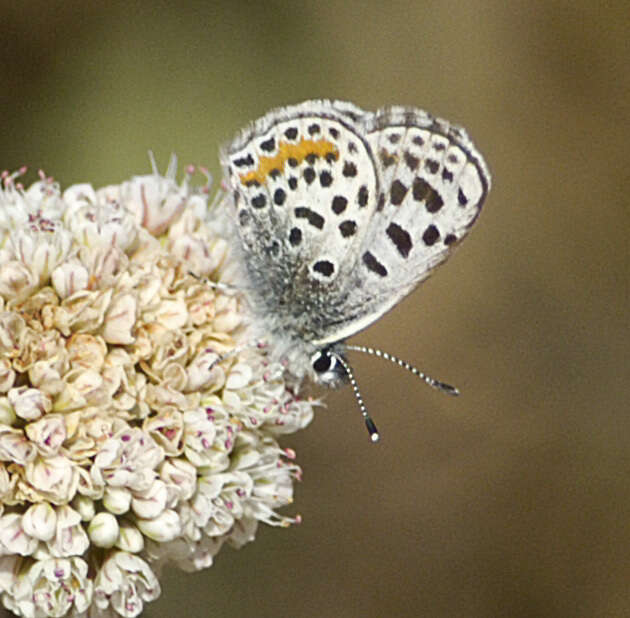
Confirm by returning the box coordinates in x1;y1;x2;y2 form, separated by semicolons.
2;1;628;616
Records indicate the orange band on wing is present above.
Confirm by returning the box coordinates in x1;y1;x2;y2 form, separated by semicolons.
239;138;339;186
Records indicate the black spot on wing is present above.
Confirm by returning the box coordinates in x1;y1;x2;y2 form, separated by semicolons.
233;153;254;168
422;224;440;246
339;220;357;237
251;194;267;209
295;207;324;230
313;260;334;277
390;180;408;206
289;227;302;246
331;196;348;214
362;251;387;277
273;188;286;206
260;137;275;152
386;222;412;258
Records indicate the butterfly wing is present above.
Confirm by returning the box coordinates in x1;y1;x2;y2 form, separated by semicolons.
312;106;491;345
222;100;382;341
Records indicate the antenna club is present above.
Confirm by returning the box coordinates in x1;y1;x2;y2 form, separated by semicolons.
365;417;380;443
440;383;460;396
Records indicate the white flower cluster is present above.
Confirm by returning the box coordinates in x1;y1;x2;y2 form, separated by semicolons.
0;163;314;617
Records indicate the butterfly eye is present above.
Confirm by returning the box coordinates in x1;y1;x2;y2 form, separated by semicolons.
311;349;347;387
311;350;332;373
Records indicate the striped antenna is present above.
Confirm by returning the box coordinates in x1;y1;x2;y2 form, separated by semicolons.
330;351;380;443
344;345;460;396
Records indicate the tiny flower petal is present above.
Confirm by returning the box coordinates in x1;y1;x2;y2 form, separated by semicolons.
22;503;56;542
135;509;181;543
130;479;168;519
0;514;38;556
51;258;89;298
0;427;35;464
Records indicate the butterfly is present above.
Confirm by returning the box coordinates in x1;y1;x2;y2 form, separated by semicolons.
221;100;490;440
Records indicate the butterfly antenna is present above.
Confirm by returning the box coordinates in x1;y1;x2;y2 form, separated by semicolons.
344;345;460;396
332;352;380;443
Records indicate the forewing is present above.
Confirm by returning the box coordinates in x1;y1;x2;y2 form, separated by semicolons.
314;106;490;345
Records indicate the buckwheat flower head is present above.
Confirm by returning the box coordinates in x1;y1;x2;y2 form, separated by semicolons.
0;162;314;617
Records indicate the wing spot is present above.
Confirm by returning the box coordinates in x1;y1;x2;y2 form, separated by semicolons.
343;161;358;177
233;154;254;168
422;224;440;246
379;149;396;168
444;233;457;245
424;159;440;174
251;194;267;209
412;177;443;212
357;185;369;207
260;137;275;152
404;151;420;171
426;190;444;213
458;188;469;206
339;220;357;237
362;251;388;277
377;192;386;211
284;127;298;140
331;195;348;214
312;260;335;277
238;210;250;226
288;177;298;190
308;123;321;135
390;180;408;206
386;222;412;258
412;177;431;202
273;188;286;206
289;227;302;246
295;207;325;230
320;170;333;187
304;167;316;184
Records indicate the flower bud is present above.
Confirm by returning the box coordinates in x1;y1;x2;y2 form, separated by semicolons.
116;520;144;553
103;486;132;515
88;512;120;548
